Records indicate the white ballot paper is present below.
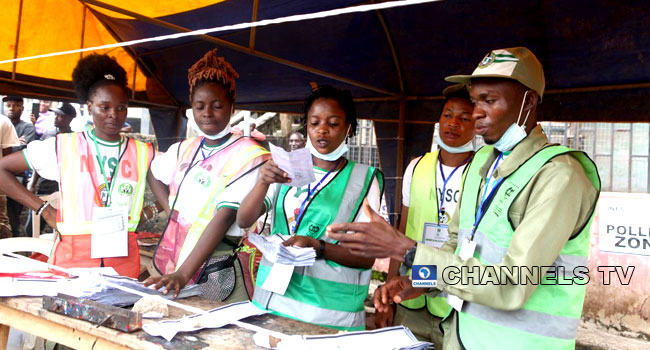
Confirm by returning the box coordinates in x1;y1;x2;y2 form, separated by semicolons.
269;143;315;188
265;326;433;350
261;263;295;295
91;207;128;258
143;301;268;341
247;233;316;266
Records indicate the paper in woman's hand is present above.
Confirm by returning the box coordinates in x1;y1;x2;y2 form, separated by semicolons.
269;143;315;188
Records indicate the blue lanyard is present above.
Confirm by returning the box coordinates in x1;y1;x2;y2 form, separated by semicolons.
293;159;343;233
437;154;471;222
472;153;504;238
199;138;218;161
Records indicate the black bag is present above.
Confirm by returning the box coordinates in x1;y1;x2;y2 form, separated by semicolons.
196;253;237;301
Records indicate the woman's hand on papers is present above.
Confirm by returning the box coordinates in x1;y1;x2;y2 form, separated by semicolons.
281;235;319;249
259;159;291;185
326;199;415;261
374;276;426;313
143;271;189;298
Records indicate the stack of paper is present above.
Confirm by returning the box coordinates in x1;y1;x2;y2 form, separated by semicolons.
247;233;315;266
268;326;433;350
58;274;201;307
143;301;268;341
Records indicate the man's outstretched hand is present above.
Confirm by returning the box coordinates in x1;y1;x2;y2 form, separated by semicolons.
326;199;415;261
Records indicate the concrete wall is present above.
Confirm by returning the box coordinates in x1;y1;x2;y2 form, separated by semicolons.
583;192;650;337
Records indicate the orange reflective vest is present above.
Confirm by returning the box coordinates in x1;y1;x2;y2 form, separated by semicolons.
53;131;153;277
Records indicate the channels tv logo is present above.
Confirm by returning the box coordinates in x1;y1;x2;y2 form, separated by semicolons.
412;265;437;287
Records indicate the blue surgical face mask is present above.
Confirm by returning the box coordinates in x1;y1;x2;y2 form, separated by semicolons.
189;116;232;140
306;126;351;161
493;90;531;153
434;126;474;153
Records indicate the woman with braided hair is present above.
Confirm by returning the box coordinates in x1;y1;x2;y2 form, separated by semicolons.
0;54;154;277
145;49;269;301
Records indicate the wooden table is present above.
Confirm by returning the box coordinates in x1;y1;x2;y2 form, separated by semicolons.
0;296;337;349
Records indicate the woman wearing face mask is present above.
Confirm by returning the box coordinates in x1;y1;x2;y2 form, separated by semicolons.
376;85;475;348
237;85;384;331
0;54;154;277
144;49;269;301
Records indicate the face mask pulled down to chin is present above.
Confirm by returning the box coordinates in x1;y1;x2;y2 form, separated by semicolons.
493;90;532;153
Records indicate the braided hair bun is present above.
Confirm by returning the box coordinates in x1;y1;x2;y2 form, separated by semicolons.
188;48;239;100
72;54;129;103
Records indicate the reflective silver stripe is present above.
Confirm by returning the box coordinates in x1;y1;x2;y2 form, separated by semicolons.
331;163;370;225
253;285;365;329
259;257;371;286
550;255;589;278
457;228;473;243
474;230;589;278
473;230;507;264
323;163;372;244
464;302;579;340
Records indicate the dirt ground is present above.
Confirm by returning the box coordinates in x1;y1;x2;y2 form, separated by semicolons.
576;319;650;350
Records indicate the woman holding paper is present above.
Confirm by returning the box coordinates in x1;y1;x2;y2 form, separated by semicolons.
144;49;269;301
0;54;154;278
237;85;384;330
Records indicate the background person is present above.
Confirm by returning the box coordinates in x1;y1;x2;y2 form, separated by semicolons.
31;100;58;140
3;95;36;237
0;111;19;238
377;84;475;349
288;131;305;151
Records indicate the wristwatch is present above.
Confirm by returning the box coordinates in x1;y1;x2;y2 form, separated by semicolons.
316;239;326;259
403;245;417;269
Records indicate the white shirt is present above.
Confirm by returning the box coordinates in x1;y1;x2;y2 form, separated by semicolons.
0;116;19;157
151;136;264;237
402;155;467;225
264;164;382;233
24;129;125;184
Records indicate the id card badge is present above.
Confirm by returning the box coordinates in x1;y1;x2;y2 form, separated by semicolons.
447;237;477;312
422;222;449;248
91;207;128;258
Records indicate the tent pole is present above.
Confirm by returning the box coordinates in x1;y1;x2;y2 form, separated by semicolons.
249;0;259;51
395;98;406;227
374;6;405;94
12;0;24;80
80;0;399;97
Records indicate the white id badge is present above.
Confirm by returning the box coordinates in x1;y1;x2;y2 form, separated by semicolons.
458;237;477;261
91;207;128;259
422;222;449;248
447;237;478;311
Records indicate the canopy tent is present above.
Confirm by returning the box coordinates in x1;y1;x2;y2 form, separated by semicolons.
2;0;650;221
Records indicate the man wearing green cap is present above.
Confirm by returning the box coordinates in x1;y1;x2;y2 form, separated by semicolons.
327;47;600;350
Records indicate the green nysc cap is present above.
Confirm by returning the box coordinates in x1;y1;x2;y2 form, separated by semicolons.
445;47;545;101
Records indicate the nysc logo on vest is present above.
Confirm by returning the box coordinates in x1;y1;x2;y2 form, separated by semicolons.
193;173;211;187
118;183;134;196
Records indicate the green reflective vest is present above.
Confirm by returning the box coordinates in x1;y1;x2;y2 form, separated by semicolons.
253;161;384;331
454;145;600;350
401;150;469;317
